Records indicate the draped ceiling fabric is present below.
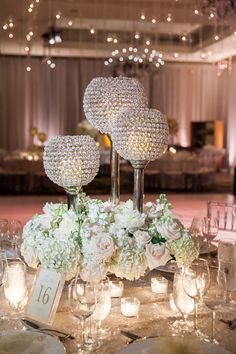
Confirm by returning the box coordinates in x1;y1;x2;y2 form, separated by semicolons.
0;55;235;165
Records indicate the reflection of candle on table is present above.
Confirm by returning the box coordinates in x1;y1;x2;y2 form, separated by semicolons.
151;277;168;294
121;297;140;317
4;262;27;306
109;280;124;298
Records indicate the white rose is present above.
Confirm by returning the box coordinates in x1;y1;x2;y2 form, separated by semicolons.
155;219;183;241
90;233;115;258
134;230;151;248
145;243;171;270
115;201;145;232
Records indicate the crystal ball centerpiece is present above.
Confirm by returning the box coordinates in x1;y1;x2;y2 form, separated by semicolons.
43;135;100;194
111;108;169;166
83;76;148;135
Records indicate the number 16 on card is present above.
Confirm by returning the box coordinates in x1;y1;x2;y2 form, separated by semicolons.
26;268;65;325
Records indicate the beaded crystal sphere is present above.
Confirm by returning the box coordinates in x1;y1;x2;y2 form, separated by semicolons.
43;135;100;194
83;77;148;135
111;108;169;163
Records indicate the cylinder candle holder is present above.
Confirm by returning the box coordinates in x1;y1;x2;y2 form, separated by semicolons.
4;261;27;309
111;108;169;212
83;77;148;205
109;280;124;298
121;297;140;317
44;135;100;210
151;277;168;294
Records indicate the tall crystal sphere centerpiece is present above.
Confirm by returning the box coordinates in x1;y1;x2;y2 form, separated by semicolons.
111;108;169;212
43;135;100;209
83;76;148;205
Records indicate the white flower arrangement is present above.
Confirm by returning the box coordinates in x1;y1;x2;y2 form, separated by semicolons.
21;194;199;281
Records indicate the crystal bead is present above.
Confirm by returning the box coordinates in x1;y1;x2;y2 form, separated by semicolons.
83;76;148;134
43;135;100;193
111;108;169;163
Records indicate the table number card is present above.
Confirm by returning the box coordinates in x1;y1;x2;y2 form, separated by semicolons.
26;268;65;325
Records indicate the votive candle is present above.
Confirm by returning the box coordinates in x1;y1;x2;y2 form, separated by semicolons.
121;297;140;317
151;277;168;294
109;280;124;298
4;262;27;306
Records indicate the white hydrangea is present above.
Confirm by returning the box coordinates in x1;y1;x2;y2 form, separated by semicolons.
114;200;146;232
21;194;199;281
167;229;199;267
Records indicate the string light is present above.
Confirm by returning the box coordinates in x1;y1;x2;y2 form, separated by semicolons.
146;39;150;45
107;36;113;42
214;35;219;41
68;20;73;26
26;66;31;72
30;3;34;8
181;35;187;41
56;13;61;19
174;52;179;58
151;18;156;24
25;46;30;52
26;34;31;41
29;31;33;36
140;12;145;20
113;38;118;43
28;8;33;13
90;28;95;34
9;20;14;28
194;9;199;15
134;32;140;39
3;24;8;30
9;33;13;38
166;13;172;22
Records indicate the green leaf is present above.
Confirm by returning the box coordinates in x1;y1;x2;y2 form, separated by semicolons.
151;235;166;244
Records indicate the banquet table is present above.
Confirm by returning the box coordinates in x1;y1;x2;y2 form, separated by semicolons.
1;265;236;354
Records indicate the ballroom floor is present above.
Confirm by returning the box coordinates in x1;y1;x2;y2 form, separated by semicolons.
1;192;235;226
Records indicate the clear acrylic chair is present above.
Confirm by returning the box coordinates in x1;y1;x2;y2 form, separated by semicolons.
207;201;236;231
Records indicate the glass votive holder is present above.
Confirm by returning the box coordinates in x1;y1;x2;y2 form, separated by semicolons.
121;297;140;317
4;260;28;309
169;293;179;312
151;277;168;294
109;280;124;298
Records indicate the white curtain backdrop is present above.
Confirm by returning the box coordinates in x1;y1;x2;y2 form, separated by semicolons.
0;56;235;164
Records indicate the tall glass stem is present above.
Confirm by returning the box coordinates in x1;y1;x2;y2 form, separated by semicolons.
133;167;144;213
211;310;216;343
67;193;77;210
194;300;198;331
80;319;86;349
109;139;120;205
